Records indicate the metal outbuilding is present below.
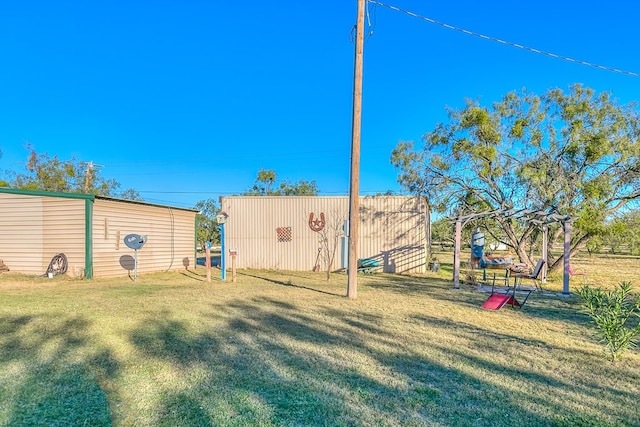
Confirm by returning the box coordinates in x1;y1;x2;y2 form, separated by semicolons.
219;195;427;273
0;188;197;279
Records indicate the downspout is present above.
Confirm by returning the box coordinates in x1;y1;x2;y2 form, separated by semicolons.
84;197;94;279
165;207;175;271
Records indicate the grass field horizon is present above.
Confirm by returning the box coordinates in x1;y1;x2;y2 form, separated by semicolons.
1;254;639;426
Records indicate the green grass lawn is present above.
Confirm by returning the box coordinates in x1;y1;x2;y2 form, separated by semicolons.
1;264;639;426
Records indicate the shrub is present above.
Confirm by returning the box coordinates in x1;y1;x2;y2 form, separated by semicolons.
577;282;640;362
464;271;478;286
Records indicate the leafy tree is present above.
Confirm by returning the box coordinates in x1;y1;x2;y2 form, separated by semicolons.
11;145;120;196
243;169;319;196
119;188;144;201
0;148;8;187
392;85;640;271
247;169;276;195
431;217;454;247
600;210;640;255
194;198;220;246
276;179;319;196
625;210;640;255
585;235;604;256
601;217;628;254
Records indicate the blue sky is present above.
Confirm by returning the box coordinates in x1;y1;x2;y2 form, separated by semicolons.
1;0;639;208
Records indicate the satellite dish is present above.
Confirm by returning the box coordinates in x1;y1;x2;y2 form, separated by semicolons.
124;234;146;250
123;234;147;283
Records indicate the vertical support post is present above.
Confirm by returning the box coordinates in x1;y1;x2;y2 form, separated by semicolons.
220;223;226;281
205;241;211;283
563;221;571;295
453;220;462;289
231;252;237;283
541;225;548;283
347;0;365;300
424;198;432;270
134;249;138;283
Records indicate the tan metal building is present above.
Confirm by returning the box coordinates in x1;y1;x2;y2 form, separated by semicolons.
219;196;427;273
0;188;197;279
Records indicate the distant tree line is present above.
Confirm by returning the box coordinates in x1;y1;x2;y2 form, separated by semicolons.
429;215;640;258
0;144;141;200
242;168;319;196
1;147;320;248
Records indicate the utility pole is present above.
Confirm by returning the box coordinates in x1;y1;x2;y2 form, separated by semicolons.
84;161;102;192
347;0;365;299
84;161;94;192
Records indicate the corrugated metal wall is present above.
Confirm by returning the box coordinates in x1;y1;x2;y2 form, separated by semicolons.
0;192;85;275
92;199;196;278
220;196;426;273
43;196;86;278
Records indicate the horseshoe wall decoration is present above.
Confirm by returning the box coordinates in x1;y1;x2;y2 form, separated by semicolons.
308;212;326;232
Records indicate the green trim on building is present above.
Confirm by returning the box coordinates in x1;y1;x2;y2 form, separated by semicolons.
84;198;94;279
0;187;96;201
0;188;198;212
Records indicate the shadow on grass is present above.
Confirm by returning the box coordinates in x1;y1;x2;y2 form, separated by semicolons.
124;295;637;426
179;268;211;282
362;272;589;325
0;315;117;426
239;271;344;297
407;312;640;421
2;272;637;426
361;273;495;311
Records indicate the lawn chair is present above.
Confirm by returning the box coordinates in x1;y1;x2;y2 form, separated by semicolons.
511;259;545;291
482;268;532;310
569;263;587;284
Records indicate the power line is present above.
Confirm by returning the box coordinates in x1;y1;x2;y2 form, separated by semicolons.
101;148;351;168
136;189;392;196
368;0;640;78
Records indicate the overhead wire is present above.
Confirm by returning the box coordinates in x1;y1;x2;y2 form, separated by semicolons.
366;1;376;40
367;0;640;78
102;148;350;168
352;1;377;42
